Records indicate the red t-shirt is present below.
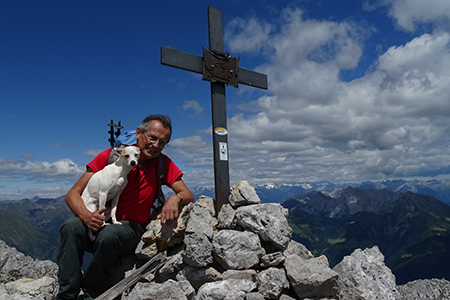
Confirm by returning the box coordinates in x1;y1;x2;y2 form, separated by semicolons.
87;148;183;227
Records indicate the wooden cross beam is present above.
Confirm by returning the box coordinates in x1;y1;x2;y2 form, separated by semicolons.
161;6;268;213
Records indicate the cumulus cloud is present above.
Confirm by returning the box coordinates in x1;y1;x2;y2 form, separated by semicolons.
180;100;204;118
368;0;450;32
83;149;103;157
0;157;84;183
21;153;36;159
170;4;450;186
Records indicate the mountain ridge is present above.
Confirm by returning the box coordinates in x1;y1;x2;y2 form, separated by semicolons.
283;187;450;284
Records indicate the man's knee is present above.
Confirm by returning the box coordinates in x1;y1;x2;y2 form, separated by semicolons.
60;217;86;237
94;222;143;253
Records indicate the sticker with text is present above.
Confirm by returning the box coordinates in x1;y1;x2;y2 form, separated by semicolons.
214;127;228;136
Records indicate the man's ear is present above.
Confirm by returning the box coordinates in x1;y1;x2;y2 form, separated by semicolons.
135;127;141;140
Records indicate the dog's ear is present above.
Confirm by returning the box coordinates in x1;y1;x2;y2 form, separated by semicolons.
115;148;123;155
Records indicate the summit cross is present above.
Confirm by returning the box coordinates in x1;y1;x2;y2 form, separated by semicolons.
161;6;268;213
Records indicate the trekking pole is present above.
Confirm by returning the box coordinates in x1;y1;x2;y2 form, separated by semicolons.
115;120;123;141
108;119;116;148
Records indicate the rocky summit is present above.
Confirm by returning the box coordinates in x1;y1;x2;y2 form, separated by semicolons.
2;180;450;299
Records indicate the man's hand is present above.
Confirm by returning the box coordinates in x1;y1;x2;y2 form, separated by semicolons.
159;194;182;225
83;207;106;232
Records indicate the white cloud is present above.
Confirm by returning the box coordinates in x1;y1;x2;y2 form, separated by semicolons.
196;6;450;186
225;16;272;54
0;157;84;182
166;135;211;159
180;100;204;117
377;0;450;31
83;149;103;157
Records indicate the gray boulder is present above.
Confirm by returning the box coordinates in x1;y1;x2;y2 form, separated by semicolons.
183;205;214;267
217;204;236;229
284;254;339;299
333;246;401;300
127;279;194;300
212;230;265;270
235;203;292;250
229;180;261;208
196;279;256;300
256;267;289;299
398;278;450;299
176;265;222;290
0;240;58;300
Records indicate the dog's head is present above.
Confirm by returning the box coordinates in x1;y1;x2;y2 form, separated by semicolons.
117;146;140;168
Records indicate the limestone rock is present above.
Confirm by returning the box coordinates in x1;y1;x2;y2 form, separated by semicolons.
259;251;285;268
283;239;314;260
217;203;236;229
195;195;216;217
3;277;57;300
0;240;57;284
196;279;256;300
333;246;401;300
212;230;265;270
398;278;450;299
140;203;192;253
235;203;292;250
157;252;184;282
245;292;265;300
256;267;289;299
284;254;339;299
176;265;222;290
183;205;214;267
183;232;214;267
229;181;261;208
222;269;257;282
127;279;194;300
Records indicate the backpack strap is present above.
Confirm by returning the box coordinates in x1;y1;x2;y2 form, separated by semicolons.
107;143;127;165
147;153;166;224
156;153;166;206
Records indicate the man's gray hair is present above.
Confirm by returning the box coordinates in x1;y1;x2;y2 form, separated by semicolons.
139;114;172;140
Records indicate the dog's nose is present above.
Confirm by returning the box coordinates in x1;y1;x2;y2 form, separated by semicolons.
131;161;137;167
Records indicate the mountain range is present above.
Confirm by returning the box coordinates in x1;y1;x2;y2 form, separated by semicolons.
1;179;450;285
0;195;73;261
283;186;450;285
190;178;450;205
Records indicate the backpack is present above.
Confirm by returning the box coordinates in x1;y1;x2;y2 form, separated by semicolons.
107;130;166;224
113;130;138;149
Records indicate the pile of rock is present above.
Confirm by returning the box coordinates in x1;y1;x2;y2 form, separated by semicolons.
0;239;58;300
116;180;449;300
2;180;450;299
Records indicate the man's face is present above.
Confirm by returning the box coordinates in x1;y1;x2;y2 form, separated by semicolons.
136;120;171;161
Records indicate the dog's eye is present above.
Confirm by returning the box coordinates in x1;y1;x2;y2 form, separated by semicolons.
125;154;130;159
135;154;139;158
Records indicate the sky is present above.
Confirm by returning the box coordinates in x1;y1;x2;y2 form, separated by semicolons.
2;0;450;200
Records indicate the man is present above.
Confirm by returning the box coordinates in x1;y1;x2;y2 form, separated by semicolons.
57;114;194;300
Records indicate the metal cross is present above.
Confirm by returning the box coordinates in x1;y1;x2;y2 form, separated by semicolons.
161;6;268;213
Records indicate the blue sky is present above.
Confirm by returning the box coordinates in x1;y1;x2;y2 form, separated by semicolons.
2;0;450;200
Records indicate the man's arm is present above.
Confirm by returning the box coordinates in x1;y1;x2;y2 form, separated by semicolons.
65;168;106;232
160;176;195;224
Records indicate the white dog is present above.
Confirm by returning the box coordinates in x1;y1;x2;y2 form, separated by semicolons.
82;145;140;240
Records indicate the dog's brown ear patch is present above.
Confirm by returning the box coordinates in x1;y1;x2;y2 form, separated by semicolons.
115;148;123;155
